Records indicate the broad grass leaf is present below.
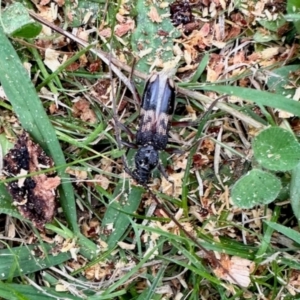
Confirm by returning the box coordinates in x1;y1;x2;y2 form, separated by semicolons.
258;17;287;32
290;163;300;221
253;127;300;171
265;221;300;244
0;133;13;156
231;169;281;208
131;0;180;74
0;184;23;220
200;85;300;117
0;244;71;280
68;1;100;27
254;31;279;42
0;282;79;300
287;0;300;33
267;65;300;99
1;3;41;38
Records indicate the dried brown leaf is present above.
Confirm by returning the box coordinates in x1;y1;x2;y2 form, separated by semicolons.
148;6;162;23
99;28;112;38
54;0;65;7
94;174;110;190
40;0;51;6
115;13;135;37
72;99;97;123
213;255;254;287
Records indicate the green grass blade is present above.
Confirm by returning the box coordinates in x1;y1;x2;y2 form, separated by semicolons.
290;163;300;222
256;206;281;261
0;282;30;300
191;52;209;82
97;240;165;298
1;3;42;38
265;220;300;244
0;184;23;220
0;244;71;280
36;44;93;91
137;265;166;300
101;181;144;249
181;103;217;213
0;282;80;300
201;85;300;117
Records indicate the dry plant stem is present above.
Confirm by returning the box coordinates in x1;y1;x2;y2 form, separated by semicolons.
214;126;225;190
233;117;251;148
30;11;264;130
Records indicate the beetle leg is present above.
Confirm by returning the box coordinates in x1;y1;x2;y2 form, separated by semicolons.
165;147;184;155
171;95;227;128
120;140;138;149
